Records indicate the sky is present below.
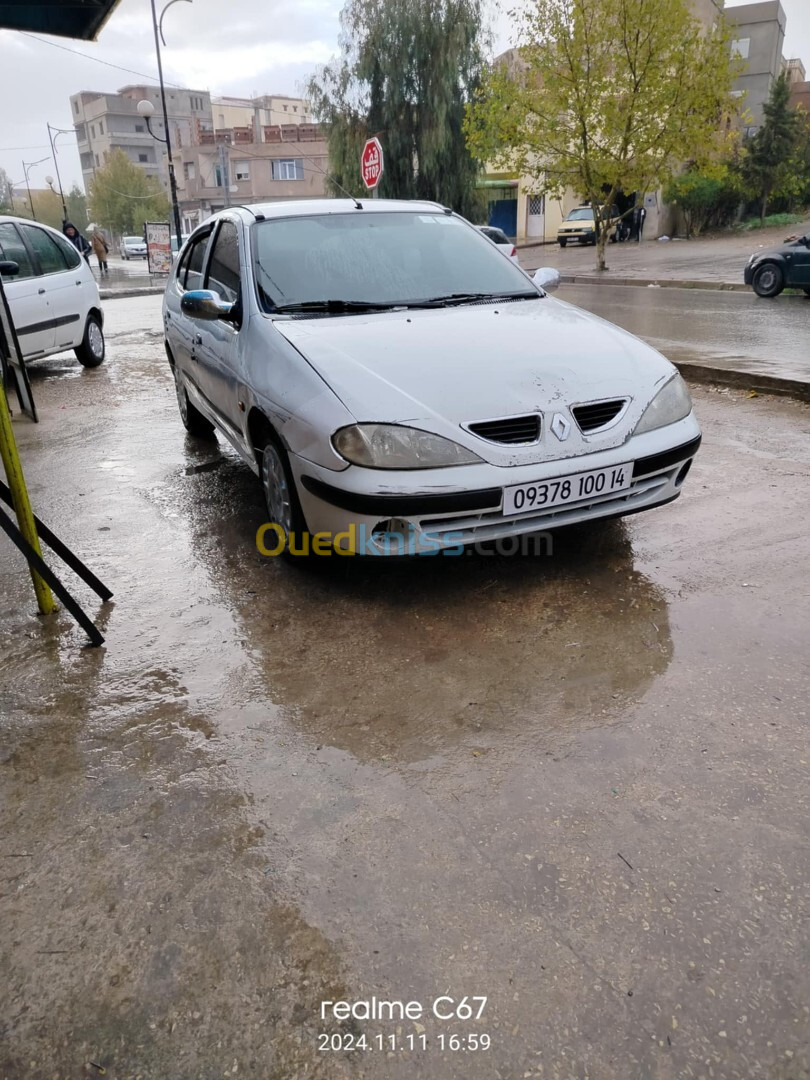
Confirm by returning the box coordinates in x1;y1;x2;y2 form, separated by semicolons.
1;0;809;196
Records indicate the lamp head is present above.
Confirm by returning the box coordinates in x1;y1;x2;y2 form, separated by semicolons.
45;175;54;186
137;99;156;119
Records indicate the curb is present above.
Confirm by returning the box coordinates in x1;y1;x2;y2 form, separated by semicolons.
554;274;748;292
100;286;164;300
675;361;810;403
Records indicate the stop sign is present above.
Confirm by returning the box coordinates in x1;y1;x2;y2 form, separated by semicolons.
360;137;384;190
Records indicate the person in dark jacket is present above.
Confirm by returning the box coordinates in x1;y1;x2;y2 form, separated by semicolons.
63;222;92;261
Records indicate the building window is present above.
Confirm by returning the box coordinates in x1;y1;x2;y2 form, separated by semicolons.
272;158;304;180
730;90;744;98
732;38;750;60
74;101;79;113
234;162;250;181
90;124;95;138
94;154;100;166
99;121;104;135
184;161;196;180
528;195;545;216
138;153;148;162
135;123;145;133
80;152;94;170
283;104;288;112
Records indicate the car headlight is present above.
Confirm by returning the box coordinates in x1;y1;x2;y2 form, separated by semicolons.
333;424;483;469
634;374;693;435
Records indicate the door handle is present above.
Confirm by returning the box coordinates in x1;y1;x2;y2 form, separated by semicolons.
76;279;82;285
194;334;202;345
38;287;46;295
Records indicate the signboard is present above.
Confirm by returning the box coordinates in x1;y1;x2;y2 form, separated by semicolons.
145;221;171;275
361;137;384;191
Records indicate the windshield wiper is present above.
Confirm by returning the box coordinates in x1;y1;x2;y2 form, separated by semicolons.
414;291;541;307
274;299;403;314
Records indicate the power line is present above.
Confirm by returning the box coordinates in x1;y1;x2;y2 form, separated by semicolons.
16;31;187;90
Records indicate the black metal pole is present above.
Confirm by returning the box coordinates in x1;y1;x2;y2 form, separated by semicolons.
23;167;36;221
151;0;183;252
46;124;68;222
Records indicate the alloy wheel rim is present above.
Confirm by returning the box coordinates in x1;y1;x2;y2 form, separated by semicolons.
263;445;293;536
88;321;104;357
173;367;188;423
759;268;776;290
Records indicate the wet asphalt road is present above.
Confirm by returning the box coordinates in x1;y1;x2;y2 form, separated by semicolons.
559;284;810;385
1;295;809;1079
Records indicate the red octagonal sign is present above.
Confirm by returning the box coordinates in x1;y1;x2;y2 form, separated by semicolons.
360;136;384;190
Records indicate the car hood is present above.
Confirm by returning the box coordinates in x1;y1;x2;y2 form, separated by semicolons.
272;297;676;465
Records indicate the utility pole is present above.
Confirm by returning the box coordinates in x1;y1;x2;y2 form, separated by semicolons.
46;124;69;222
218;142;231;208
149;0;184;251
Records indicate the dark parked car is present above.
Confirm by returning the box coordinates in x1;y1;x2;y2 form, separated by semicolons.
744;232;810;298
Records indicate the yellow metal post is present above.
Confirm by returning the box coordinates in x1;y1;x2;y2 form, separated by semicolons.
0;383;55;614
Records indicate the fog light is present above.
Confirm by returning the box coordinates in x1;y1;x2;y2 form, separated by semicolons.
675;460;692;487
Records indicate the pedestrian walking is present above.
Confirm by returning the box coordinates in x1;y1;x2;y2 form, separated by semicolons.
633;205;647;242
63;222;92;262
90;227;110;275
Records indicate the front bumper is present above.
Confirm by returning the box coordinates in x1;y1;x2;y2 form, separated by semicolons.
291;416;701;555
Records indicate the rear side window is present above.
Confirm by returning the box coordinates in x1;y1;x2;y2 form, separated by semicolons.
51;232;82;269
486;228;509;245
0;223;35;280
20;224;69;275
180;233;209;290
205;221;240;304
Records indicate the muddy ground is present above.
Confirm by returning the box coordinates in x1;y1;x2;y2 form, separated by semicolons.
1;296;808;1079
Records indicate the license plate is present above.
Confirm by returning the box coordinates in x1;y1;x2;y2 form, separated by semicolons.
503;462;632;516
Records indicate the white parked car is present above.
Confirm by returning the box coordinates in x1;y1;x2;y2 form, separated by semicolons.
120;235;147;259
164;200;700;556
476;225;520;265
0;215;105;367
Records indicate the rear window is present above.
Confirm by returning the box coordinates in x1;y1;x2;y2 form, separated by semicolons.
482;227;510;245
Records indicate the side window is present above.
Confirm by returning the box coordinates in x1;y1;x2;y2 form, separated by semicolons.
19;225;69;275
182;234;209;290
0;223;35;281
51;232;82;269
205;222;241;305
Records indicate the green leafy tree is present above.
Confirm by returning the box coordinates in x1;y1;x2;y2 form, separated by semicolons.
0;167;15;212
89;149;170;237
307;0;488;218
466;0;741;270
743;74;802;222
65;184;88;229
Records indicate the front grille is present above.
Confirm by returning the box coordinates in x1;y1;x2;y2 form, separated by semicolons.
572;399;627;433
467;413;541;445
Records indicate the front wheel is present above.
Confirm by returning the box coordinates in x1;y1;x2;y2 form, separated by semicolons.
803;288;810;297
752;263;784;298
75;313;105;367
260;438;308;553
558;239;567;248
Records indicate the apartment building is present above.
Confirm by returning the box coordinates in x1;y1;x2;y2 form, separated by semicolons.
175;123;329;232
70;84;213;193
727;1;787;134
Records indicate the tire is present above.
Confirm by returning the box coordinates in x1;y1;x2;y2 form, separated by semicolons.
752;262;784;298
171;362;215;438
609;231;617;243
803;288;810;297
259;436;308;554
558;239;567;248
74;313;106;368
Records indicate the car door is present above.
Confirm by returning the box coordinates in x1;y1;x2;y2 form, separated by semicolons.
166;228;213;414
787;236;810;286
19;223;86;351
0;222;53;358
196;218;244;438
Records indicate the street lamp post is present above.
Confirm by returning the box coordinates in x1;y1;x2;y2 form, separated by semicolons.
46;124;71;222
139;0;190;253
20;157;49;221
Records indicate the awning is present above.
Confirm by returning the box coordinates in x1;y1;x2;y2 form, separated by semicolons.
0;0;123;40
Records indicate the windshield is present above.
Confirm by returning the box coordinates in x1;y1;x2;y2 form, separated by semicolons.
252;211;534;312
124;236;143;244
565;208;595;221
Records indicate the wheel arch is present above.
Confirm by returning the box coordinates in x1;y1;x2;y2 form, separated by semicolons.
247;406;285;469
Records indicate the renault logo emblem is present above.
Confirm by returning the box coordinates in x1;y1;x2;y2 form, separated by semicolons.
550;413;571;442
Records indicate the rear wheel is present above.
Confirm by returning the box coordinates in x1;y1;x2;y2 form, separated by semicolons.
260;437;308;553
752;262;784;298
171;362;215;437
75;313;105;367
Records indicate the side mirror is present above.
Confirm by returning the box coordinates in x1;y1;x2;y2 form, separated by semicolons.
0;260;20;278
533;267;561;292
181;289;235;322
